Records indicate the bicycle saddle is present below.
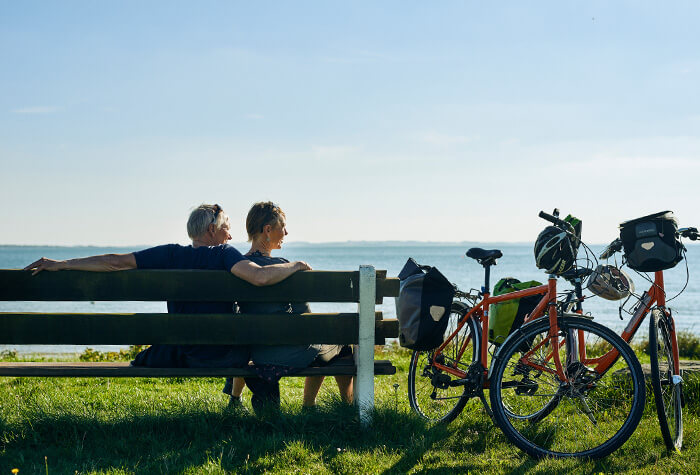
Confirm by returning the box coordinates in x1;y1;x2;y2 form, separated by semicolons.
466;248;503;266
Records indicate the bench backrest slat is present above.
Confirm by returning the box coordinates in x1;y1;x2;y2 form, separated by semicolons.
0;312;398;345
0;270;398;303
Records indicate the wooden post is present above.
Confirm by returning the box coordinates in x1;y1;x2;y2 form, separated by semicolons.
355;265;376;426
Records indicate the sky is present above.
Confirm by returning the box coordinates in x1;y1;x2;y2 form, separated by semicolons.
1;1;699;246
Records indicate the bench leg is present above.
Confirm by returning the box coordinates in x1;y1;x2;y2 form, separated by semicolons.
355;265;376;426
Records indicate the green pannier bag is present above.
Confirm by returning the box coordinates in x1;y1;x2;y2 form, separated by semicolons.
488;277;543;345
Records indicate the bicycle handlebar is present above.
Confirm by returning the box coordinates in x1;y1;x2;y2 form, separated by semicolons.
538;210;563;226
680;227;699;241
538;210;575;234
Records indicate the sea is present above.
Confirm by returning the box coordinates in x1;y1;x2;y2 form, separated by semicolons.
2;243;699;354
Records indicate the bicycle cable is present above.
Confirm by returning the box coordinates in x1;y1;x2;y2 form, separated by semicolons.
577;239;598;283
617;259;653;320
665;247;690;303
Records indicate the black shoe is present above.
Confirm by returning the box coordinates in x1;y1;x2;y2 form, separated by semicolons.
227;396;249;414
301;405;319;415
250;394;281;417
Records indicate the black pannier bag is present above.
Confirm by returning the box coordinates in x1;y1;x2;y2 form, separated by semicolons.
620;211;684;272
397;258;455;350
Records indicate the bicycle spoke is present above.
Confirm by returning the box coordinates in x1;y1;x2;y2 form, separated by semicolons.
490;317;645;458
408;302;482;423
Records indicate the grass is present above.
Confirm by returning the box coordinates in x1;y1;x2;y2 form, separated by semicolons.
634;330;700;360
1;346;700;474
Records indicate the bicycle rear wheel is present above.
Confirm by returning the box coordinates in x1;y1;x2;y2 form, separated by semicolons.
649;309;683;451
408;301;481;423
489;316;645;458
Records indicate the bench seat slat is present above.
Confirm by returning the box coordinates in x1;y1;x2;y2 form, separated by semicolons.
0;360;397;377
0;313;399;345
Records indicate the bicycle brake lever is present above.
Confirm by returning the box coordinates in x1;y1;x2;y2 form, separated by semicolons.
599;238;622;260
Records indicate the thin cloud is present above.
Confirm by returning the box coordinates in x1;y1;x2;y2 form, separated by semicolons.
420;132;474;147
563;155;700;171
12;106;58;114
311;144;360;159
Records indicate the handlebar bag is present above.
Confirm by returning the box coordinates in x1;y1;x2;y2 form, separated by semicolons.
489;277;542;345
620;211;684;272
397;258;455;350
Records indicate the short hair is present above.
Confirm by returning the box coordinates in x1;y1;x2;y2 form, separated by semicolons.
246;202;285;242
187;204;230;240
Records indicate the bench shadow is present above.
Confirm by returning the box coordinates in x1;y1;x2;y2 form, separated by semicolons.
0;403;433;474
379;412;502;475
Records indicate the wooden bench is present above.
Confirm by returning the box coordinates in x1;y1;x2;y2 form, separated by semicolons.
0;265;399;423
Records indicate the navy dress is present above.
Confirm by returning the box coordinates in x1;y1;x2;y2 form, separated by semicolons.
225;251;348;410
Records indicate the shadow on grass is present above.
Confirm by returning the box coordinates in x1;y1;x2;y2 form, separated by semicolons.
0;403;443;474
378;407;523;474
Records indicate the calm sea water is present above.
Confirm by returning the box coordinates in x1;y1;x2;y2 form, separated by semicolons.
2;243;699;354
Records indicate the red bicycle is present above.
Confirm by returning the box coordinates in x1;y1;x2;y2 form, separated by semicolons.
597;216;698;451
408;210;646;459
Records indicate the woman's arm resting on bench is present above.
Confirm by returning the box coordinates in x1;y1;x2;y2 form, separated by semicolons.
231;259;312;286
24;254;137;275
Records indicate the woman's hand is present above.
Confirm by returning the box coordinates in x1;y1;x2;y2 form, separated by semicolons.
294;261;312;271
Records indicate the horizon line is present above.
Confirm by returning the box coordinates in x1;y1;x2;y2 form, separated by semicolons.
0;239;627;247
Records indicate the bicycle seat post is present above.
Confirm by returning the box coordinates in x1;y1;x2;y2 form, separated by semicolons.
483;263;492;295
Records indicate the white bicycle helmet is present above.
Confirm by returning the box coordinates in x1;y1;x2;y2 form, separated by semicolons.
588;264;635;301
534;226;577;275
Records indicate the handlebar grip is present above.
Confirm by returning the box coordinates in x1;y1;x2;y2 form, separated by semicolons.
538;210;578;238
538;211;561;225
679;227;699;241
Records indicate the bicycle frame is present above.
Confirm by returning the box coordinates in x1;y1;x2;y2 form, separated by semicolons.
431;276;577;385
615;270;680;375
530;269;680;378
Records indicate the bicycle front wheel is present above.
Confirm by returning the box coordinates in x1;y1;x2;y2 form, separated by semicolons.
489;316;645;459
649;309;683;451
408;301;480;424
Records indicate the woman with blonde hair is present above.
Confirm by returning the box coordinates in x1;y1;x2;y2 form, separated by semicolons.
225;202;352;412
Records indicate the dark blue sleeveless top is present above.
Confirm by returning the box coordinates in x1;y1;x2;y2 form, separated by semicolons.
238;251;311;314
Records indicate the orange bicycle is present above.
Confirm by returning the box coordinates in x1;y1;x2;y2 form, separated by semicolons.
408;210;646;458
596;213;698;451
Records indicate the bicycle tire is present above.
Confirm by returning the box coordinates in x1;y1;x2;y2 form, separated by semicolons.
489;316;646;458
649;309;683;451
408;301;480;424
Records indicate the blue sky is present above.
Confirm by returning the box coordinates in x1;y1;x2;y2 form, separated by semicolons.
1;1;699;245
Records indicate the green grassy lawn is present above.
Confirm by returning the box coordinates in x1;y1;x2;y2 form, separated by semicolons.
1;347;699;474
